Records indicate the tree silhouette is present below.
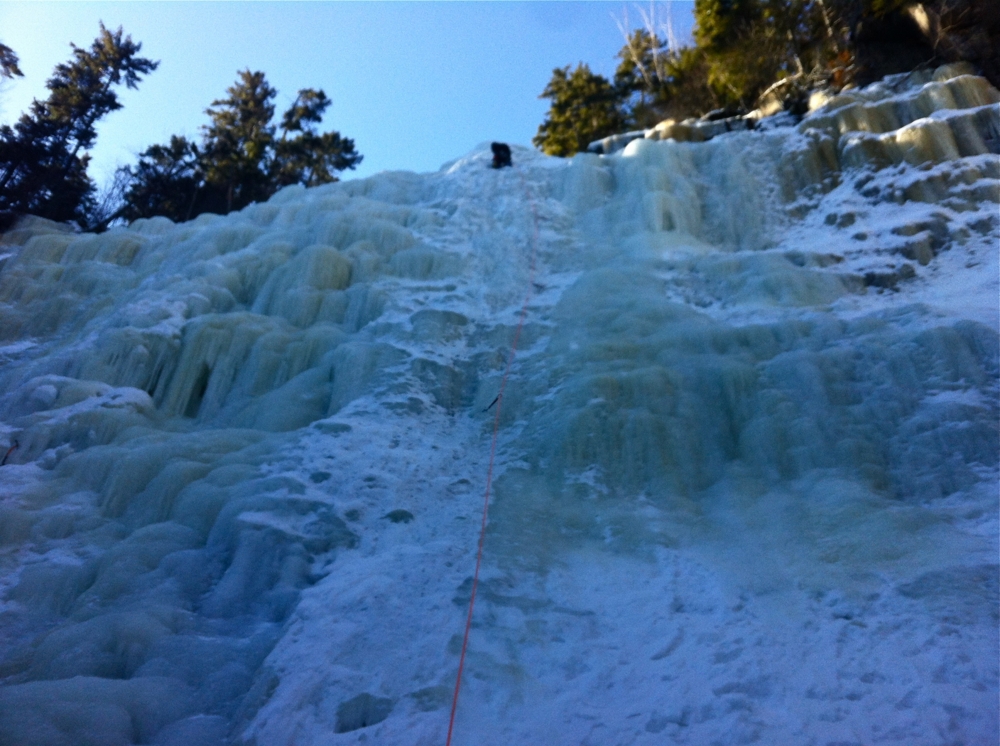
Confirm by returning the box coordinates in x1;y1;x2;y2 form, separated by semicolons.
533;64;627;156
0;24;157;230
120;71;361;223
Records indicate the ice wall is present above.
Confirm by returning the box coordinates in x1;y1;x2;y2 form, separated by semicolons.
0;66;997;745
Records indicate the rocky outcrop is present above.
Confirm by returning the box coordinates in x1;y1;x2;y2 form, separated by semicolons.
852;1;1000;89
589;63;998;163
588;114;756;155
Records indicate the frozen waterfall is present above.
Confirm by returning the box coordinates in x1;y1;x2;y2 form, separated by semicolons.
0;65;997;745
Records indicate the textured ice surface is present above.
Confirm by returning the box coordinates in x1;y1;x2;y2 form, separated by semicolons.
0;67;998;745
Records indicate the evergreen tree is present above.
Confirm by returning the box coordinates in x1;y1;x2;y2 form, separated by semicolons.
614;31;720;126
693;0;847;109
614;29;668;121
119;71;361;223
0;42;22;80
118;136;206;224
0;24;157;230
201;70;277;213
533;64;627;157
534;0;977;151
273;88;362;187
693;0;762;50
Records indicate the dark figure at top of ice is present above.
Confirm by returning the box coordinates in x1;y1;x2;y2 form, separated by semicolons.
491;142;512;169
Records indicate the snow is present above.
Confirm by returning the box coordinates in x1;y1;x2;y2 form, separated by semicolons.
0;66;997;745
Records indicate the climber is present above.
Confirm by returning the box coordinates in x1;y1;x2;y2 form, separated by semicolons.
491;142;512;169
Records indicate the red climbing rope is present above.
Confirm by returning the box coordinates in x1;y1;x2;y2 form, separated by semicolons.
1;440;18;466
445;168;539;746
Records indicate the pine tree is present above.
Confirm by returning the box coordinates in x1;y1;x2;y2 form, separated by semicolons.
533;0;962;148
0;42;22;80
693;0;762;50
119;72;362;223
614;29;667;119
533;64;627;157
693;0;847;110
613;30;722;126
118;136;206;224
273;88;362;187
0;24;157;230
201;70;277;214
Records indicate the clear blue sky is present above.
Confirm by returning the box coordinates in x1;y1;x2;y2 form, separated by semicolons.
0;1;694;187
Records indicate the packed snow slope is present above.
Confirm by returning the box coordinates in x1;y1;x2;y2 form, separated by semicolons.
0;65;997;746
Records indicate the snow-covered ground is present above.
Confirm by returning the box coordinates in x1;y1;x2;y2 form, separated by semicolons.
0;66;997;745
